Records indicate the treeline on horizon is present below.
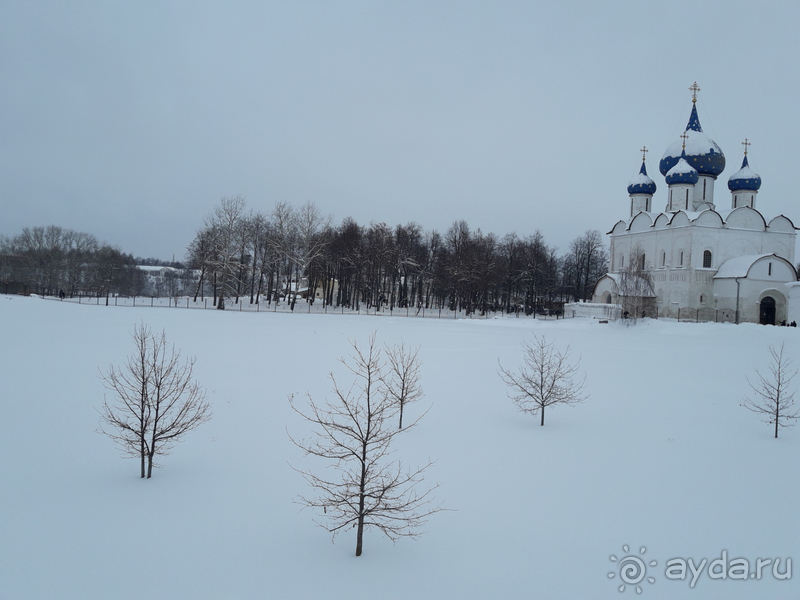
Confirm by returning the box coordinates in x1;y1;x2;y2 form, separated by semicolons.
187;196;608;313
0;196;608;313
0;226;145;297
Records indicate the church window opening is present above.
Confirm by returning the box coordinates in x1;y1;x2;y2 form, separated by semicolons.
640;253;646;270
700;294;706;304
703;179;707;200
679;251;684;266
685;189;689;209
620;255;624;269
703;250;712;268
661;251;666;267
750;194;754;206
769;262;772;276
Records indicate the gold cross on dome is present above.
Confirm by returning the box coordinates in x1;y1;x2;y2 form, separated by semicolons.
640;146;648;162
680;131;689;150
689;81;701;103
742;138;751;155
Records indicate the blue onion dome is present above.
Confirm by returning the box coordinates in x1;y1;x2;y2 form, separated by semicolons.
627;161;657;195
665;156;699;185
728;155;762;191
659;104;726;178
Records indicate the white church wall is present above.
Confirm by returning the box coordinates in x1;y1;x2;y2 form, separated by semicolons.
721;237;760;263
785;283;800;324
669;212;691;227
693;234;718;269
767;215;794;233
592;278;617;304
693;175;716;207
763;237;795;263
693;211;723;228
671;233;691;268
726;207;766;230
629;213;653;232
747;257;795;281
712;279;738;312
655;239;671;268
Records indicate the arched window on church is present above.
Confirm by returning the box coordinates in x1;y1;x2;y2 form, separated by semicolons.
640;253;645;270
703;250;712;268
661;251;666;267
679;251;684;266
700;294;706;304
620;255;624;269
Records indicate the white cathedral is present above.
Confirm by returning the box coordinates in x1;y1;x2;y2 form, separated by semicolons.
592;84;798;325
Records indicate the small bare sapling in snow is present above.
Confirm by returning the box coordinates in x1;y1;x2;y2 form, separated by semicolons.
742;342;799;438
498;335;587;426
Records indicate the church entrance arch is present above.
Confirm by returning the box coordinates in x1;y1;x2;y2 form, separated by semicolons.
759;296;776;325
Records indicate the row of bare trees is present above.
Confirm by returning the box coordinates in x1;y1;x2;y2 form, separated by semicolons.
2;204;608;307
0;225;145;298
187;197;609;312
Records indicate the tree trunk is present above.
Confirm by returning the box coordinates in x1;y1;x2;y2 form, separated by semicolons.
193;268;205;302
356;436;368;556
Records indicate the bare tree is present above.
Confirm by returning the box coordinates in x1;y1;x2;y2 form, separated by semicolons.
498;335;587;426
289;334;441;556
742;342;800;438
384;342;423;429
618;243;655;322
99;323;211;478
270;201;297;304
293;201;332;307
206;195;247;309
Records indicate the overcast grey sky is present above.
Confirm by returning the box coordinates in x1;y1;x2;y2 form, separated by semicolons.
2;1;798;260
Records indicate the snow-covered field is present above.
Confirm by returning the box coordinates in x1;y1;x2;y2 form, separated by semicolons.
1;295;798;599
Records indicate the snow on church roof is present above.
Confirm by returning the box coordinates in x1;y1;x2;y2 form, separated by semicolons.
728;155;762;191
627;161;657;195
713;254;772;279
659;104;726;178
665;157;699;185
